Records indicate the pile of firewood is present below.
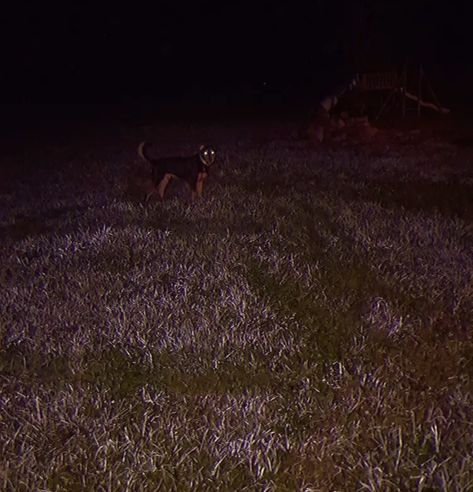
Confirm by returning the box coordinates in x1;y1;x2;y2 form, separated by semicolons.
304;110;378;144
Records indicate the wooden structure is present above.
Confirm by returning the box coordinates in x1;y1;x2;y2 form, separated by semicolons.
357;65;449;120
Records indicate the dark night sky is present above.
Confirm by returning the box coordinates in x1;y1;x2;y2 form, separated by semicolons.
1;1;472;107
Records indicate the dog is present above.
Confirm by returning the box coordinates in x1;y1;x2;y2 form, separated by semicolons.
138;142;216;202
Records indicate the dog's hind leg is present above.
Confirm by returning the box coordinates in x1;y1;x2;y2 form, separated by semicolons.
157;173;174;200
145;188;158;203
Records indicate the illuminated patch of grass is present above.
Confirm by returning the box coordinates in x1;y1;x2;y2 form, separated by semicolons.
1;126;473;490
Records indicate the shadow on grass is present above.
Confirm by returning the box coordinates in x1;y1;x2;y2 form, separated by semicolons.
356;180;473;220
0;344;73;383
0;206;89;241
0;346;278;399
81;349;281;399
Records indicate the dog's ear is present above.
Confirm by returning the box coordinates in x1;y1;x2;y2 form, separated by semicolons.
199;144;205;152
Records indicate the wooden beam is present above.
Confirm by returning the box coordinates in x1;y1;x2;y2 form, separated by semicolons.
402;64;407;118
417;65;423;118
403;89;450;113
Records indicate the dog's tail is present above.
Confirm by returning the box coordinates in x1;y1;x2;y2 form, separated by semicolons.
138;141;151;163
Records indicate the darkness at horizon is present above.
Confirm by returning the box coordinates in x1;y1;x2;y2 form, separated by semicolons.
1;1;472;110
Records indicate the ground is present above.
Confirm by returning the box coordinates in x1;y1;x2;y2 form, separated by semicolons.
1;110;473;490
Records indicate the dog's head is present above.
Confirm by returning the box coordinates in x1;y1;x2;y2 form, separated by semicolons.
199;145;216;167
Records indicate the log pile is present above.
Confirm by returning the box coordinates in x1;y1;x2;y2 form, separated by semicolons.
304;107;379;145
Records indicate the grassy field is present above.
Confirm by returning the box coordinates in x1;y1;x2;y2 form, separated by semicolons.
1;119;473;491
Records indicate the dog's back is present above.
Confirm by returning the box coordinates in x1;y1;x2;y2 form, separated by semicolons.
156;155;206;174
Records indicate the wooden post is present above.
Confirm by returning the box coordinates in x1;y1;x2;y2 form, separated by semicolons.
402;64;407;119
427;78;443;112
417;64;423;118
376;90;395;120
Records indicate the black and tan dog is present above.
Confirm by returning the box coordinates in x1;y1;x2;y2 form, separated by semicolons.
138;142;216;202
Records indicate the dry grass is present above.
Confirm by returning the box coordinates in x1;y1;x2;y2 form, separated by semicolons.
1;122;473;491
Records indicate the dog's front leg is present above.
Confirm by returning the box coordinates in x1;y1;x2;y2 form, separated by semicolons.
195;172;207;198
